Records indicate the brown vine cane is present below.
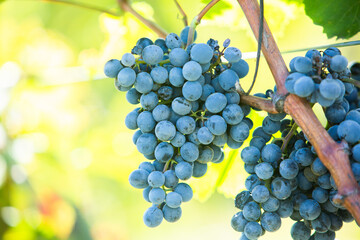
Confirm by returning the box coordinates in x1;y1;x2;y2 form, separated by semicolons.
237;0;360;225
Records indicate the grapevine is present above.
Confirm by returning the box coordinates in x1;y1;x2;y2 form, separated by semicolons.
102;0;360;239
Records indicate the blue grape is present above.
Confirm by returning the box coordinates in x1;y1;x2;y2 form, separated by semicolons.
166;192;182;208
182;61;202;81
152;105;171;122
140;91;158;110
174;183;193;202
170;131;186;147
227;136;243;149
330;55;348;72
143;206;163;227
325;104;346;124
121;53;135;67
244;222;262;240
197;126;214;145
164;170;179;188
230;122;249;142
293;76;315;97
162;205;182;223
192;161;208;178
319;79;342;100
129;169;149;189
137;111;156;133
243;201;261;221
277;199;293;218
290;221;311;240
285;72;305;93
132;130;142;145
312;187;329;204
279;159;299;179
231;59;249;78
143;186;152;202
211;77;225;93
187;127;200;145
311;157;328;176
139;161;155;173
205;93;227;113
142;45;164;65
245;174;262;191
169;67;185;87
180;26;197;44
135;72;154;94
171;97;192;115
329;213;343;231
200;84;215;101
271;177;291;200
253;127;272;142
149;187;166;204
297;171;313;191
261;144;282;163
222;104;244;125
262;196;280;212
117;67;136;87
126;88;141;104
254;162;274;180
180;142;199;162
190;43;213;64
252;185;270;203
212;133;228;147
136;133;157;155
175;161;193;180
206;115;227;135
219;69;238;91
299;199;321;220
293;57;313;73
262;116;281;134
197;146;215;163
147;171;165;188
225;91;240;104
337;120;360;144
125;109;139;130
154;142;174;162
352;143;360;162
345;109;360;124
295;148;314;167
224;47;242;63
104;59;123;78
150;66;168;84
155;38;168;53
169;48;189;67
312;212;331;233
261;212;281;232
182;81;202;101
153;160;165;172
155;120;176;141
176;116;196;135
231;212;248;232
249;137;266;151
158;86;173;100
165;33;182;49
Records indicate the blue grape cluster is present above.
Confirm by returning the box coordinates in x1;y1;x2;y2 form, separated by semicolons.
104;26;251;227
285;47;355;110
232;106;360;239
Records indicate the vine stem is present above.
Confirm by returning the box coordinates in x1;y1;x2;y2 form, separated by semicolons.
186;0;221;47
117;0;167;38
174;0;188;26
237;0;360;224
38;0;120;16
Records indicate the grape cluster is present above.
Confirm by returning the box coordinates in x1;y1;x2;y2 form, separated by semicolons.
285;47;355;111
104;26;251;227
232;87;360;238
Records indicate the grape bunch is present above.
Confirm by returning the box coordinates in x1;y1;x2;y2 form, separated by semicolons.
103;26;251;227
232;96;360;238
285;47;355;111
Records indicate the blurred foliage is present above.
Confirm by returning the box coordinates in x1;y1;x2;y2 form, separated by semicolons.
0;0;359;239
304;0;360;39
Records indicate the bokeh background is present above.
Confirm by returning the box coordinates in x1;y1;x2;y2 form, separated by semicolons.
0;0;360;239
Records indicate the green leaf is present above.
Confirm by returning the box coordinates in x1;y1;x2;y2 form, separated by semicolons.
304;0;360;39
200;0;232;20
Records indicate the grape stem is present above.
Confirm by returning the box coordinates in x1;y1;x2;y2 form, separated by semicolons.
237;0;360;224
341;78;360;89
117;0;167;38
174;0;188;26
280;123;298;152
186;0;221;47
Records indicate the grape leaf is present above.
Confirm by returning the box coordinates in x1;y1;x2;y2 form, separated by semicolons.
303;0;360;39
200;0;232;20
